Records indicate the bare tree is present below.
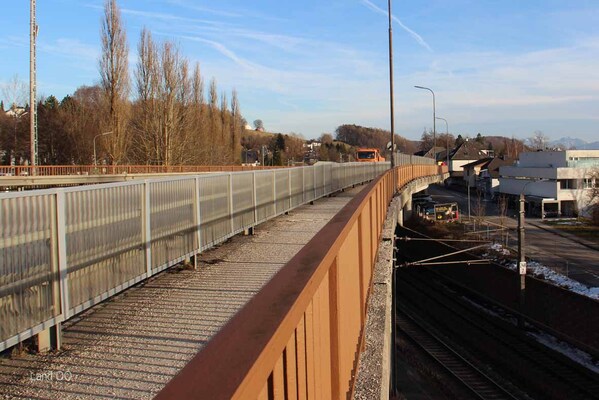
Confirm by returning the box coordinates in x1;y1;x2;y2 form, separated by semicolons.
60;85;104;164
586;167;599;225
220;91;231;164
1;74;28;108
419;128;434;152
159;41;183;166
99;0;130;164
253;119;264;131
191;62;208;163
472;190;486;234
132;27;160;163
230;89;242;164
208;78;221;164
528;130;548;151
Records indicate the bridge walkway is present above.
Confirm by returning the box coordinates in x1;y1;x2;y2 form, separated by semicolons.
0;186;364;399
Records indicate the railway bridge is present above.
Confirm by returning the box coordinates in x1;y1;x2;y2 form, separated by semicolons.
0;156;447;399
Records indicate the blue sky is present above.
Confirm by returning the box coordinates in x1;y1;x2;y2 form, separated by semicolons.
1;0;598;141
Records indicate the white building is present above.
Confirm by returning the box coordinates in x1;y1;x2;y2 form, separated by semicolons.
499;150;599;217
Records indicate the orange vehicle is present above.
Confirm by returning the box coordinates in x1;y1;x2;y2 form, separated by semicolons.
356;148;385;162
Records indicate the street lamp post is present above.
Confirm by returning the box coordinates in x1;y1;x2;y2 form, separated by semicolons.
436;117;450;168
387;0;395;169
414;86;436;160
93;131;112;167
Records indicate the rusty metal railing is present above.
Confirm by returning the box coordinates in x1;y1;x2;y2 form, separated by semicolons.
155;164;444;400
0;164;290;176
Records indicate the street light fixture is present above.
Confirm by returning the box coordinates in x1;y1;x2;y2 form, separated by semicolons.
93;131;112;167
414;85;436;160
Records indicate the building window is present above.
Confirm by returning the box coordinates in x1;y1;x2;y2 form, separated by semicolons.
559;179;576;189
583;178;598;189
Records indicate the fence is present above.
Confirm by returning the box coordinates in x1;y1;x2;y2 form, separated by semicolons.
0;164;290;177
0;152;432;178
0;161;399;351
155;163;444;400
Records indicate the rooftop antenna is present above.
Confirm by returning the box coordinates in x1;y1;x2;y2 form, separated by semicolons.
30;0;38;171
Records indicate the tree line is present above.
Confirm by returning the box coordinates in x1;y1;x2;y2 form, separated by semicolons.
0;0;242;166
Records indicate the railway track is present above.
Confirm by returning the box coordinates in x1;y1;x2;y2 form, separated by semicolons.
396;308;519;399
394;235;599;400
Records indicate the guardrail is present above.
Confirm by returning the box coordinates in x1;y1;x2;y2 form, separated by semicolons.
1;162;400;351
156;163;445;400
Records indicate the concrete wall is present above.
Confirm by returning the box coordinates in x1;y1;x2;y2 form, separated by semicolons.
450;159;476;174
499;178;558;198
518;151;568;168
500;166;558;179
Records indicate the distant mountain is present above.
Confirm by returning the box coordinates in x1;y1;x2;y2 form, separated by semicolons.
548;137;599;150
548;137;586;149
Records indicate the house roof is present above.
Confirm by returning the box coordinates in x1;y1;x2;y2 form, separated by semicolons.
450;141;489;161
483;157;515;178
461;157;493;169
463;156;516;177
415;146;446;160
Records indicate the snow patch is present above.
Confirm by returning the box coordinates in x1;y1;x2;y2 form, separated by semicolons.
505;260;599;300
528;330;599;373
489;243;510;255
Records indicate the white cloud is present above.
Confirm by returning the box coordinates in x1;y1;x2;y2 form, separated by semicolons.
39;39;99;62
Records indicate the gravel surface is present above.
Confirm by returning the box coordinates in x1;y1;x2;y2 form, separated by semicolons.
0;188;363;400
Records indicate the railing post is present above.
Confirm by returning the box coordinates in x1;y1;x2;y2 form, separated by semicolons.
273;170;277;215
229;173;235;233
302;166;306;204
195;176;202;257
288;168;292;210
253;171;258;224
313;166;317;200
143;181;152;277
56;191;70;321
323;164;326;195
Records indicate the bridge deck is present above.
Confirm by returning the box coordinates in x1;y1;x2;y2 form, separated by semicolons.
0;186;363;399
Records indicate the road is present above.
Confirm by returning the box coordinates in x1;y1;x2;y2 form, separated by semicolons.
425;184;599;288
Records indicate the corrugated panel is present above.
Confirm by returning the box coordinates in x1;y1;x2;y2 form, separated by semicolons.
275;170;290;214
232;172;255;232
331;165;340;192
0;194;55;343
314;165;324;198
65;185;144;310
290;168;303;208
199;175;231;247
255;171;275;223
324;164;333;195
151;179;197;270
304;166;315;202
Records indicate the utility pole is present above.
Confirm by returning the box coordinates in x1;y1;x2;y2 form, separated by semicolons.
517;193;526;329
30;0;38;171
